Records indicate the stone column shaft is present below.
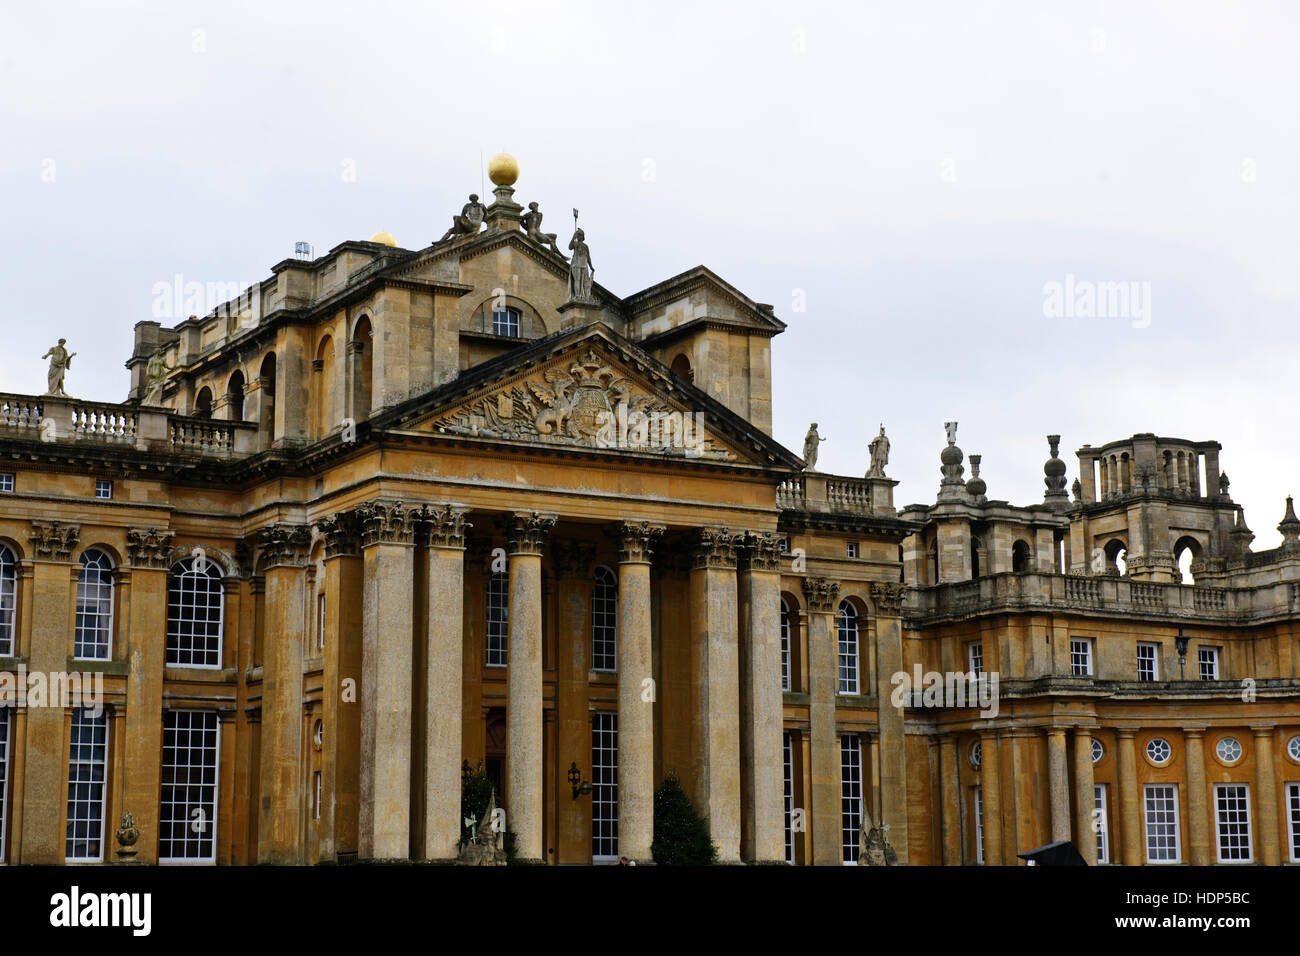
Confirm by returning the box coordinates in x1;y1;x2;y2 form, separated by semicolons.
870;582;909;863
1253;726;1280;866
803;576;840;865
740;531;784;863
939;736;961;866
1183;727;1210;865
1047;728;1071;844
1116;729;1143;865
1073;728;1097;865
978;732;1002;865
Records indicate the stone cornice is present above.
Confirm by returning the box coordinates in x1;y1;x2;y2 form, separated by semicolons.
125;527;175;569
29;521;80;561
618;521;666;565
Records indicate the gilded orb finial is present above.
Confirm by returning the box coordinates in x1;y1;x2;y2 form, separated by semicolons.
369;230;397;247
488;153;519;186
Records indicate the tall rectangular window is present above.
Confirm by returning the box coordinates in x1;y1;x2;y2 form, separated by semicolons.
837;602;859;695
591;712;618;861
1214;783;1252;862
974;787;984;864
1287;783;1300;863
967;641;983;676
840;735;862;864
66;708;108;861
780;600;792;692
1070;638;1093;676
485;571;508;667
316;592;326;655
160;710;219;862
1136;642;1158;681
1198;646;1220;680
591;568;617;672
0;707;9;862
1094;784;1109;863
313;771;322;821
1144;784;1181;863
783;731;794;863
846;542;859;559
0;545;19;657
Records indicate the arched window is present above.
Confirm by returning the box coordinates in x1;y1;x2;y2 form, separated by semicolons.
486;570;508;667
492;306;521;338
258;352;277;449
1104;539;1127;576
226;370;245;422
1011;540;1031;574
0;544;17;656
837;600;859;695
194;387;213;419
350;317;372;420
592;566;617;672
74;549;114;660
1174;536;1201;585
780;598;792;691
167;556;224;668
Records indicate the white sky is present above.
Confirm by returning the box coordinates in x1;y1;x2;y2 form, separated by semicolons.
2;1;1297;544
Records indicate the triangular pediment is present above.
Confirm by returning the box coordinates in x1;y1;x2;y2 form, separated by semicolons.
382;326;799;470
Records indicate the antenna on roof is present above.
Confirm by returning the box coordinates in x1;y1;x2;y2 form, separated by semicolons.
479;147;484;197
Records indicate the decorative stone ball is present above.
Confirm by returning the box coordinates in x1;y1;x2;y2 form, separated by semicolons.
941;444;963;466
488;153;519;186
1044;455;1066;478
966;476;987;497
369;231;397;247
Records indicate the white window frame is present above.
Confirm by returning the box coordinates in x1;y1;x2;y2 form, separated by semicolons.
1094;784;1109;863
485;571;508;667
0;545;17;657
166;558;225;669
974;787;985;865
0;473;13;493
94;479;113;500
780;599;792;692
316;592;326;655
591;712;618;862
65;707;109;862
967;641;983;676
1136;641;1158;681
846;542;859;559
783;730;795;863
74;549;115;661
1143;783;1181;863
840;735;862;864
159;709;220;863
1213;782;1252;863
491;306;521;338
313;771;322;821
836;601;859;695
0;707;9;862
1070;638;1093;676
591;567;618;673
1198;646;1220;680
1287;782;1300;863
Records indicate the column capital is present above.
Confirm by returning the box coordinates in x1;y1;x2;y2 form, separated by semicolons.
502;511;557;556
255;522;313;568
692;527;738;570
317;510;362;558
552;539;596;578
618;521;665;565
801;575;839;613
1115;727;1138;740
125;527;174;569
1249;724;1276;739
868;581;906;617
417;504;472;550
29;520;80;560
1181;723;1209;738
738;530;782;572
358;499;418;547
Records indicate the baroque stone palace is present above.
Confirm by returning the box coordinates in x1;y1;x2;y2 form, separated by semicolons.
0;157;1298;867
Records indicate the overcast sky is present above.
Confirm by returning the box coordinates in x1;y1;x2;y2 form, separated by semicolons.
2;1;1297;545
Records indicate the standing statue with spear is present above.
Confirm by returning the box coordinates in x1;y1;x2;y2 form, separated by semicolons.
567;208;595;303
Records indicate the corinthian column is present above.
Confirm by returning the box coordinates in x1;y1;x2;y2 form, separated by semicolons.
617;520;664;863
691;527;741;862
504;511;557;864
358;499;417;859
870;581;910;863
802;576;840;865
419;504;472;860
739;531;784;863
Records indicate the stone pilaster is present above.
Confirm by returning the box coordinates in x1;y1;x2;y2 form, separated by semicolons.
18;521;80;862
256;522;312;863
617;520;664;863
1183;726;1210;865
503;511;557;863
552;539;595;862
738;531;784;863
869;581;909;863
1252;725;1279;866
358;499;417;859
802;575;840;865
418;504;471;860
1115;728;1143;865
978;730;1002;865
939;735;961;865
690;527;741;862
1073;727;1097;865
1046;727;1071;843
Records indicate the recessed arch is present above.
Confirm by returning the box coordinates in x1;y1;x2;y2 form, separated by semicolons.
1011;539;1032;573
258;351;277;448
226;369;245;422
670;352;693;383
1173;535;1203;584
194;386;213;419
349;315;373;420
1104;538;1127;576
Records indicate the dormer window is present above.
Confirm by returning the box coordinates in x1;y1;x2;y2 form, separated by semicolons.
492;307;521;338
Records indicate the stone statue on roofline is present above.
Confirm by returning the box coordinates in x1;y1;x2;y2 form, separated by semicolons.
867;424;890;478
567;219;596;303
802;423;826;471
142;347;172;405
42;338;76;397
522;201;563;256
440;194;487;242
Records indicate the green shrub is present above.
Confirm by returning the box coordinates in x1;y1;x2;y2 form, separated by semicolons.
651;769;718;865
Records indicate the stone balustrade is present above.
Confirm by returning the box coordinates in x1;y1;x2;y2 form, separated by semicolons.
777;472;896;517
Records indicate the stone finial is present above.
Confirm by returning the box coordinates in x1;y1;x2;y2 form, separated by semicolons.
1044;434;1069;500
115;811;140;863
938;422;964;500
1218;471;1231;497
1279;496;1300;551
1230;505;1254;555
965;454;987;502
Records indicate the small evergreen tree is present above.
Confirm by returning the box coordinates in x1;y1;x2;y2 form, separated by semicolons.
651;769;718;865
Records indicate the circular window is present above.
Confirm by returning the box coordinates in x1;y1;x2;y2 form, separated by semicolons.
969;740;982;770
313;719;324;751
1091;738;1104;764
1145;737;1171;765
1288;735;1300;764
1215;736;1242;765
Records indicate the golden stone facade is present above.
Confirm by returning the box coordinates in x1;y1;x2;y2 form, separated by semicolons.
0;169;1297;866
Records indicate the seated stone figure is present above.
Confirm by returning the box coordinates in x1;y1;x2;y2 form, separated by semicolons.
440;194;487;242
